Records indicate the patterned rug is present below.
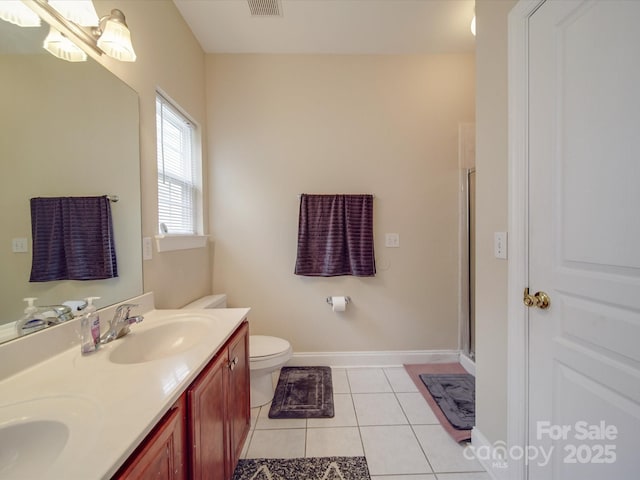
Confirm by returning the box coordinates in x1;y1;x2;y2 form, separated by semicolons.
268;366;334;419
232;457;370;480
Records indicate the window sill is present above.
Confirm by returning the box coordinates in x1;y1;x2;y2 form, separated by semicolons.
155;234;208;253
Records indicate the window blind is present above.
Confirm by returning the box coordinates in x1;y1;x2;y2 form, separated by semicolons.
156;94;198;234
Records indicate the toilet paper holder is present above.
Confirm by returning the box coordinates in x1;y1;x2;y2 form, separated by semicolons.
326;296;351;306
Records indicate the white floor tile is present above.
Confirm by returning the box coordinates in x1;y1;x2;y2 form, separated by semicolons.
384;367;420;392
353;393;408;426
306;427;363;457
371;476;436;480
255;401;307;430
413;425;483;473
347;368;393;393
435;473;491;480
307;393;358;428
250;407;260;429
360;425;432;475
245;428;306;458
239;366;486;478
331;368;351;393
397;392;439;425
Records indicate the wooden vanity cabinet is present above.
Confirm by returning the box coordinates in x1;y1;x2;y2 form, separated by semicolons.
188;321;250;480
114;321;250;480
187;346;228;479
224;321;251;478
114;396;187;480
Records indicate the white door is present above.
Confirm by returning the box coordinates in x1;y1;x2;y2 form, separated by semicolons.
528;1;640;478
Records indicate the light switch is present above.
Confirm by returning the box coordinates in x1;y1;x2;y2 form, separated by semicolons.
12;238;28;253
385;233;400;248
142;237;153;260
494;232;507;259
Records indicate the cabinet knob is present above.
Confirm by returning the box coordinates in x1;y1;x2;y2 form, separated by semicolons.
229;356;239;370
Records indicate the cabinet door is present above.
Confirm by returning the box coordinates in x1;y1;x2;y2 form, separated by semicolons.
188;351;227;480
226;321;250;477
115;396;187;480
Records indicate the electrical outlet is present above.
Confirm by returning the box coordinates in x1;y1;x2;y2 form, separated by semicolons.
494;232;507;259
12;238;28;253
385;233;400;248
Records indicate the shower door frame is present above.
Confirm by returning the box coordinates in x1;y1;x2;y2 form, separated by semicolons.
459;167;476;361
458;121;476;363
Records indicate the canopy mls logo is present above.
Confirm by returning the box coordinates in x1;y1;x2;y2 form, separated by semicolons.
463;440;553;469
464;421;618;468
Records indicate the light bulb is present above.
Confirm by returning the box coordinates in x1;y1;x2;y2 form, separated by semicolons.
43;26;87;62
49;0;99;27
96;10;136;62
0;1;41;27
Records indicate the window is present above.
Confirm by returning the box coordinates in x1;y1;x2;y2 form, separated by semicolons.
156;92;201;235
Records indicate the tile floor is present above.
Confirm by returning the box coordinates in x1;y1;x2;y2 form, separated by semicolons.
240;367;489;480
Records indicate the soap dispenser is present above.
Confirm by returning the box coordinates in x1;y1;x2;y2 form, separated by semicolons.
80;297;101;354
16;297;46;335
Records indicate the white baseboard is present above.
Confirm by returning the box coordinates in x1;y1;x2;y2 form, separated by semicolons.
470;427;510;480
459;352;476;376
288;349;460;368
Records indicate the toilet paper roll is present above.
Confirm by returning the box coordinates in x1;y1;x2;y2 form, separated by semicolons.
331;296;347;312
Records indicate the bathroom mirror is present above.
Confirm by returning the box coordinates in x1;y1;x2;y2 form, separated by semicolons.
0;20;143;343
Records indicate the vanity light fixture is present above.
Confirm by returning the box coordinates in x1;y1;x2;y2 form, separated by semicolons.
470;14;476;36
18;0;137;62
95;9;136;62
43;25;87;62
48;0;99;27
0;0;41;26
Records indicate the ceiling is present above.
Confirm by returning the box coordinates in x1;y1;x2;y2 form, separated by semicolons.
173;0;476;55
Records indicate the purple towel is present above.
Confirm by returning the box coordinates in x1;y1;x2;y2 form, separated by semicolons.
30;196;118;282
294;194;375;277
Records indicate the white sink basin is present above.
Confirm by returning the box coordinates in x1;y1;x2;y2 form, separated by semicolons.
109;319;211;364
0;396;98;478
0;420;68;477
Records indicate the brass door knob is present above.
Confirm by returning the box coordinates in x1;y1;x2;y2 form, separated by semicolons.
524;288;551;310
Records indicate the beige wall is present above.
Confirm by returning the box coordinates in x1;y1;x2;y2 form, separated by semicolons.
475;0;517;444
92;0;211;308
206;54;475;352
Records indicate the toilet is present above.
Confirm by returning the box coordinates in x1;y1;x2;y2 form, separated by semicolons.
182;294;293;408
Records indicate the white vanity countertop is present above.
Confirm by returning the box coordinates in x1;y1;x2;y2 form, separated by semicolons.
0;302;250;479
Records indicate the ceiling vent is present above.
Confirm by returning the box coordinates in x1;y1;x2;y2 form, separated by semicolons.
247;0;282;17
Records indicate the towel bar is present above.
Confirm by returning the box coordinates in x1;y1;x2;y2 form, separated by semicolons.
298;194;374;199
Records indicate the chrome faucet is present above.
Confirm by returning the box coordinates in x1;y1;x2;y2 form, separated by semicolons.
42;305;75;324
100;303;144;344
16;304;75;335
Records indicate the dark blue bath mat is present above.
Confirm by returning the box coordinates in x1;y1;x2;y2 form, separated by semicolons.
268;366;334;419
419;373;475;430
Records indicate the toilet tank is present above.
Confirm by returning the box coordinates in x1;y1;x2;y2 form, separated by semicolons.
182;294;227;309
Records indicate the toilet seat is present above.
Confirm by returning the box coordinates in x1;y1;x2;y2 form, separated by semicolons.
250;335;291;360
